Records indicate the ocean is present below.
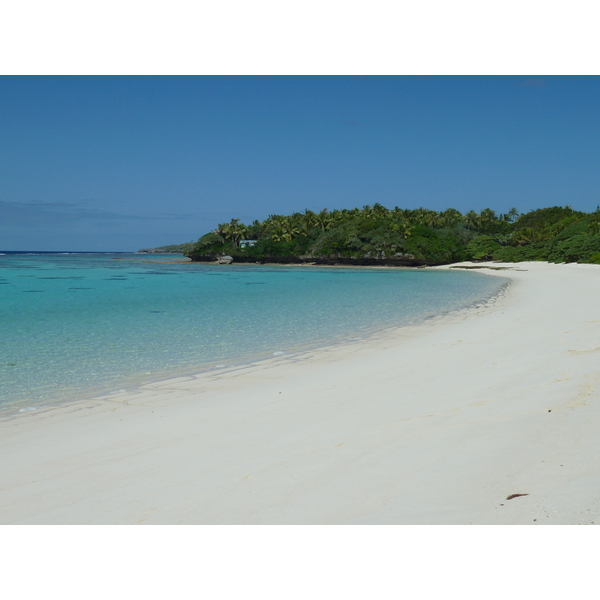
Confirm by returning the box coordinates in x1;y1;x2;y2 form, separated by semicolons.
0;252;508;412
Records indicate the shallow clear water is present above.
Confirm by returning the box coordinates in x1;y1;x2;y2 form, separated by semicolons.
0;253;508;411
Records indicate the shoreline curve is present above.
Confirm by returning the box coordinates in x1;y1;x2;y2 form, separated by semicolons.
1;261;599;524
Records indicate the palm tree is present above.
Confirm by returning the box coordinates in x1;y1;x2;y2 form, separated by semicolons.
421;210;441;228
214;222;230;244
269;222;300;243
440;208;462;227
391;207;407;220
251;219;271;238
269;225;288;243
479;208;498;225
215;218;246;247
507;207;519;223
300;209;318;232
315;209;333;231
230;219;248;246
371;203;389;217
464;210;480;230
401;208;418;223
512;227;540;246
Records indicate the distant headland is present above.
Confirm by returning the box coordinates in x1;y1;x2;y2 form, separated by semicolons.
137;244;192;254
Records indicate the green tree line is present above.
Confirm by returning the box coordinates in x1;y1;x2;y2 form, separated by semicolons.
185;204;600;265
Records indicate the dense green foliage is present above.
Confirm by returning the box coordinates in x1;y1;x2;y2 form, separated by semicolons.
184;204;600;265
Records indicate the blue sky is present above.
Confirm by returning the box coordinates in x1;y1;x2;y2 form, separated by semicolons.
1;75;599;251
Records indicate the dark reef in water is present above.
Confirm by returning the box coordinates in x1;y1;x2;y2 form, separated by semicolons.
187;254;429;267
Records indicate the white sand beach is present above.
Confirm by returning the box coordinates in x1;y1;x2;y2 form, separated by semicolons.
1;261;599;524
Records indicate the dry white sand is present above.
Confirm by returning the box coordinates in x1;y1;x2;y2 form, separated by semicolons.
1;261;599;524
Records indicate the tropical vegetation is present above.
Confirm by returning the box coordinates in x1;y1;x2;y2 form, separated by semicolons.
182;204;600;265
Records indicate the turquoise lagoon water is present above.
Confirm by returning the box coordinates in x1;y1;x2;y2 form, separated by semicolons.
0;253;508;412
